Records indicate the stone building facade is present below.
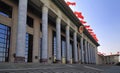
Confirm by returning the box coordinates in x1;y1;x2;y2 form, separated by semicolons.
0;0;99;64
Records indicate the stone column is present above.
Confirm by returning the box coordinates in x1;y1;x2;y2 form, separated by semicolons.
81;37;84;63
66;25;70;63
73;32;78;63
84;40;86;63
89;44;92;64
85;41;88;64
95;46;98;64
93;47;96;64
56;17;61;63
79;42;81;63
87;42;89;64
90;44;92;64
91;46;93;64
93;47;95;64
90;45;92;64
33;19;40;63
92;46;94;64
41;5;48;63
91;45;94;64
15;0;28;62
87;43;90;64
92;47;95;64
91;45;93;64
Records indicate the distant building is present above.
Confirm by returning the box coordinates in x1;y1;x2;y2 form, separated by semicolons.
98;54;105;64
0;0;99;64
98;53;120;64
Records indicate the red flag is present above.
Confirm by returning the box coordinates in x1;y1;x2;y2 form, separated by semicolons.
89;31;93;33
94;37;98;41
89;32;98;42
74;11;82;14
74;11;84;19
80;20;86;24
92;34;96;36
85;25;90;28
87;27;98;42
66;1;76;6
78;14;84;19
88;29;93;31
94;39;98;42
94;36;98;41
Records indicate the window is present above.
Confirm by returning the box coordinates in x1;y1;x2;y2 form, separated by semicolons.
0;23;11;62
70;42;73;59
61;36;66;58
53;35;57;56
25;33;33;62
40;23;42;32
27;16;34;28
0;1;12;18
40;38;42;60
83;40;86;62
70;41;73;59
52;31;57;63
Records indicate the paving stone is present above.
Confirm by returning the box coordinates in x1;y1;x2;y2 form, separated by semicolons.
0;64;120;73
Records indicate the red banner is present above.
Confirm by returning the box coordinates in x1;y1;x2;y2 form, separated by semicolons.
66;1;76;6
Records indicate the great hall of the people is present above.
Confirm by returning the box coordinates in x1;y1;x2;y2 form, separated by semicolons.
0;0;99;64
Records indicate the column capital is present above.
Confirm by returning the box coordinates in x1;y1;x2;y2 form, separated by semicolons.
66;25;70;29
84;39;88;43
42;5;48;13
74;26;78;32
74;31;77;35
57;10;62;18
67;19;70;26
56;17;61;24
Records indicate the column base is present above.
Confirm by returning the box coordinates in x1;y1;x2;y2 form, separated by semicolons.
14;56;25;63
66;61;71;64
78;61;81;64
81;62;85;64
56;60;61;63
40;59;48;63
73;62;78;64
62;57;66;64
87;63;90;64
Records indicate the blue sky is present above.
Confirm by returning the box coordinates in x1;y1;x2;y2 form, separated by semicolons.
65;0;120;55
